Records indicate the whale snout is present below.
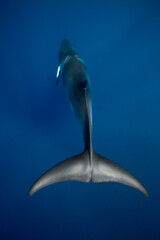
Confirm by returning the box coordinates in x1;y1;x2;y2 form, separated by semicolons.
59;38;77;63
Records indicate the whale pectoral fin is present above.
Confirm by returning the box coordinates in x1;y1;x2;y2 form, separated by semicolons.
91;151;148;197
29;151;91;196
56;65;61;85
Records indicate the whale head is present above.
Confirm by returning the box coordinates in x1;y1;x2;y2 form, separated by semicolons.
59;38;77;64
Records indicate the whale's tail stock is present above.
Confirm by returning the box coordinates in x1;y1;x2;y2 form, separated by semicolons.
29;149;148;197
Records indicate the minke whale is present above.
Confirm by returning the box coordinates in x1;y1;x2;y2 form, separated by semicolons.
29;39;148;197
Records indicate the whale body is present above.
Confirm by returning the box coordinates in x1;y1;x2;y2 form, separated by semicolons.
29;39;148;197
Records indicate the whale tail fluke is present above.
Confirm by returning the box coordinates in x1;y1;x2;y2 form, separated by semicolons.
29;151;91;197
91;150;149;197
29;150;148;197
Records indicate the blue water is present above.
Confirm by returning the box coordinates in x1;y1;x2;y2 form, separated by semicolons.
0;0;160;239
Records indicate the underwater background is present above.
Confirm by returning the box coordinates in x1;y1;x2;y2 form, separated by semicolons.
0;0;160;239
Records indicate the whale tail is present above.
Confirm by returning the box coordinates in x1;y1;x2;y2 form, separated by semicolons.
91;150;148;197
29;149;148;197
29;151;91;196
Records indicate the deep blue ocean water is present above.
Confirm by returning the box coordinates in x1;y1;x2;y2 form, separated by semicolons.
0;0;160;239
